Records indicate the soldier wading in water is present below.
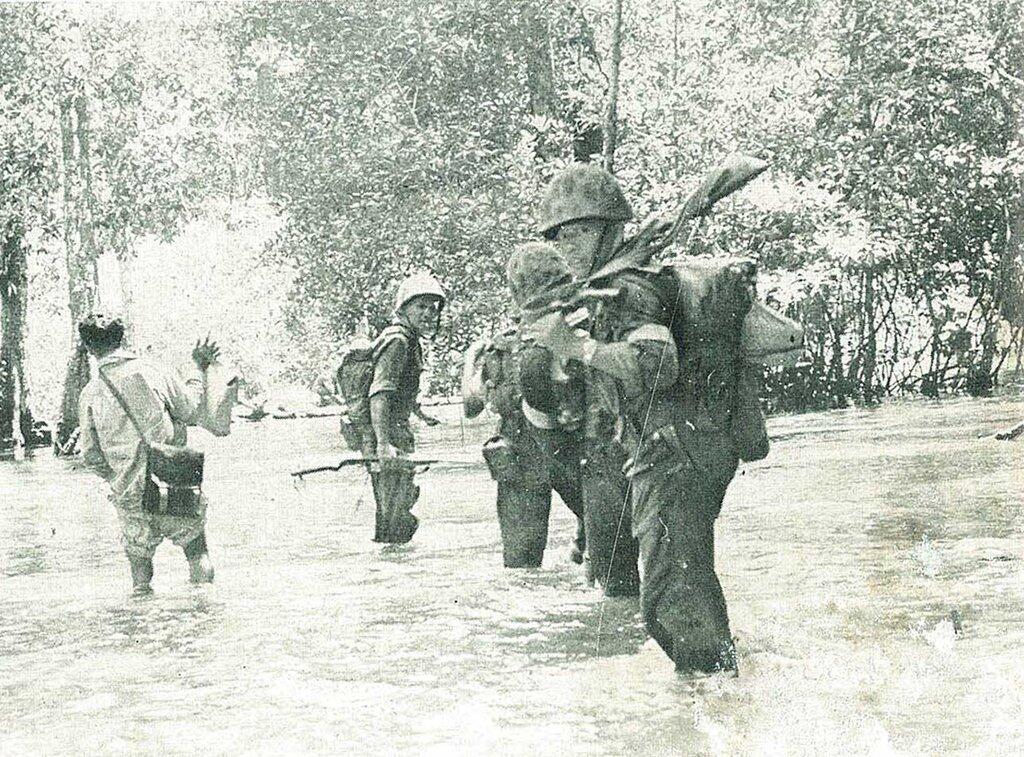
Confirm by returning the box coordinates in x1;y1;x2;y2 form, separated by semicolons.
525;164;769;674
365;272;447;544
476;242;587;568
530;167;643;599
77;315;223;594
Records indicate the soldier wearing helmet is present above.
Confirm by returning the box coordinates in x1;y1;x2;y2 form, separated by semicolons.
527;163;752;675
473;242;587;568
537;163;632;278
528;164;643;598
366;271;446;543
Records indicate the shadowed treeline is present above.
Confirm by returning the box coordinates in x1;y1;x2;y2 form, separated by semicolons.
1;0;1022;450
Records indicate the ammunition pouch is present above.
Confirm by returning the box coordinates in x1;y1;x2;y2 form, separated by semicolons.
482;435;517;482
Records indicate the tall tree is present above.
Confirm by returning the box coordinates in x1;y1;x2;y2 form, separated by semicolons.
0;222;34;452
602;0;624;173
0;4;53;452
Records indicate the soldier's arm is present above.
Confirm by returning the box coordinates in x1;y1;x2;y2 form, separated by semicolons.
368;337;408;455
77;395;115;481
159;363;205;426
625;325;680;397
522;312;662;398
370;393;396;451
532;317;682;406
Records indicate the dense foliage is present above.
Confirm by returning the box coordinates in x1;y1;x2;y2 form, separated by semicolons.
1;0;1022;445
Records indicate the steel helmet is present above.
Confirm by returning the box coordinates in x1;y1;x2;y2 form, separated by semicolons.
506;242;573;310
394;272;447;313
536;163;633;237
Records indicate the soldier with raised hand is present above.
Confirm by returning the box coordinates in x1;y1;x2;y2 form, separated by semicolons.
476;242;587;569
76;315;223;595
367;272;447;544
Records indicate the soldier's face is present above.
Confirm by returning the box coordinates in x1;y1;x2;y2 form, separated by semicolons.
402;295;443;337
553;219;606;279
554;219;624;278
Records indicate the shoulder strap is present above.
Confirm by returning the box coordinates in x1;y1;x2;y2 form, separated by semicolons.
376;323;413;343
373;323;415;358
97;366;150;447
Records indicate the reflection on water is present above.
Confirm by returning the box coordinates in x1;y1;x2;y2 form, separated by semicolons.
2;397;1023;755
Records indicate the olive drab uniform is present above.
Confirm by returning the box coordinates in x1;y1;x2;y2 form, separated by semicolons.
534;164;642;598
480;330;586;568
534;163;774;671
594;261;764;674
366;322;424;543
473;241;588;568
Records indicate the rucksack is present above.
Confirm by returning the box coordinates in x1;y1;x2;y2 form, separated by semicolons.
335;324;413;451
661;258;788;463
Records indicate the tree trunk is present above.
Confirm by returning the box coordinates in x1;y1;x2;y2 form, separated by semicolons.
829;319;846;407
995;40;1023;326
55;94;98;454
861;266;877;402
602;0;623;173
1;223;35;453
968;310;999;396
116;229;136;347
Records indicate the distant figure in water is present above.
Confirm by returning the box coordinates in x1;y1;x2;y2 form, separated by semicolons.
77;314;223;594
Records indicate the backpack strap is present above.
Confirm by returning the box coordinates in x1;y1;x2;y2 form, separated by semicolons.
97;366;151;449
373;323;417;361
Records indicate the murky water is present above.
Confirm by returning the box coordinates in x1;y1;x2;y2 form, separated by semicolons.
2;398;1023;755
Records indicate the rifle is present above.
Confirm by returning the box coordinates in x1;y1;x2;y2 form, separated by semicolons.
291;455;477;479
587;153;770;284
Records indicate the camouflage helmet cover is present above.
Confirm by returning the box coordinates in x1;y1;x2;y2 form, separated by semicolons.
536;163;633;237
394;271;447;313
506;242;573;310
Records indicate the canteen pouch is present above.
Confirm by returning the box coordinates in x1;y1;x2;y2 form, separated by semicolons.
142;475;201;518
482;434;516;482
143;442;204;517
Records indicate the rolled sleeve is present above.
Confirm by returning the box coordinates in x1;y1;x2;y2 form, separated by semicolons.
627;324;680;395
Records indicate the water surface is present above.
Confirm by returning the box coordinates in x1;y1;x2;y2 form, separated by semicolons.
2;398;1022;755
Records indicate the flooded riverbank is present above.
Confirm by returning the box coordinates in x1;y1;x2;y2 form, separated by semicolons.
2;398;1022;755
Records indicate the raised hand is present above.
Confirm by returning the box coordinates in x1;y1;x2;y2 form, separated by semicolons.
191;335;221;371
